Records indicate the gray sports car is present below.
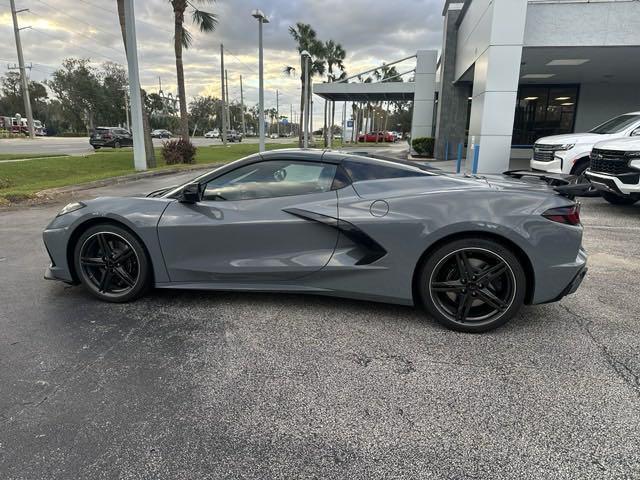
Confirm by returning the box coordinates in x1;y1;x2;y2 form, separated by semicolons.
43;149;587;332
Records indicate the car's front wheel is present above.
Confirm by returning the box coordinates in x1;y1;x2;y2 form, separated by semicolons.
418;238;526;332
74;224;151;302
602;192;639;205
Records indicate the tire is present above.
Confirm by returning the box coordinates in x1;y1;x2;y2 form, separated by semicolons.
571;160;599;197
417;238;526;333
92;146;101;150
602;192;639;205
73;224;151;302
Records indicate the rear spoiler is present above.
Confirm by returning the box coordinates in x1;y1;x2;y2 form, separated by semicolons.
502;170;593;199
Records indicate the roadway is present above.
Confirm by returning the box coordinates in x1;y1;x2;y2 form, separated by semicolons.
0;135;296;156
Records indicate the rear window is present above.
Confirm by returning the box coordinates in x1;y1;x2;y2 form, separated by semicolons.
342;158;430;182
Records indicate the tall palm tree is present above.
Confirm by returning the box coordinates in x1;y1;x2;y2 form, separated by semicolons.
286;23;325;147
323;40;346;146
116;0;156;168
169;0;217;141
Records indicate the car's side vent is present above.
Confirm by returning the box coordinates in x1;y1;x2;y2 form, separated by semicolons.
283;208;387;265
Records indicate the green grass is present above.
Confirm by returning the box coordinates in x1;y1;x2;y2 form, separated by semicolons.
0;143;297;203
0;153;70;161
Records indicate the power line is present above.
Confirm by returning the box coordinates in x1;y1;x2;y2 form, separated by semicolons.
223;46;257;75
28;27;123;63
31;0;121;42
28;11;125;57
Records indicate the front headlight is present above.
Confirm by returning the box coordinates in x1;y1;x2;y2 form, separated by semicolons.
554;144;575;151
57;201;86;217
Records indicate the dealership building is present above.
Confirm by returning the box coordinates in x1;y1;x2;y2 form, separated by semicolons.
315;0;640;173
435;0;640;172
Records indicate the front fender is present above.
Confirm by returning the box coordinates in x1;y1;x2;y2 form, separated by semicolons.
44;197;173;284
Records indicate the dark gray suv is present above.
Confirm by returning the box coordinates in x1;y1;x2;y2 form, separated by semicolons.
90;127;133;149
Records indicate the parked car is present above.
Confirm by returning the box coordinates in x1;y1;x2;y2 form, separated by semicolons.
151;129;172;139
89;127;133;149
224;130;243;142
43;150;587;333
269;133;278;139
358;131;396;143
530;112;640;182
585;137;640;205
204;129;219;139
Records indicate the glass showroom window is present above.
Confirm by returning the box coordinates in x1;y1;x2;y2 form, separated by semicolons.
512;85;579;147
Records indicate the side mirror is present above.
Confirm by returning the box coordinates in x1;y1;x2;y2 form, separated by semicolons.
179;182;201;203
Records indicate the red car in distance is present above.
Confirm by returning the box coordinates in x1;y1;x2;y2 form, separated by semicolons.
357;131;396;143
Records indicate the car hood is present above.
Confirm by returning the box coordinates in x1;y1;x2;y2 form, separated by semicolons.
535;133;603;145
593;137;640;151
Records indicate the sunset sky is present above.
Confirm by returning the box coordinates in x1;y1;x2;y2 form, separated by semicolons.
2;0;443;123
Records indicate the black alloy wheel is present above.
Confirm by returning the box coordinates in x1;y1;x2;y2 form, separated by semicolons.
74;224;150;302
419;239;526;332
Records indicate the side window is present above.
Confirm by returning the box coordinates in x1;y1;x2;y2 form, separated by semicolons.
342;159;428;182
202;160;337;201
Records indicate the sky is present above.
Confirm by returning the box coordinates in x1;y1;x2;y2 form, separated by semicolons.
1;0;443;125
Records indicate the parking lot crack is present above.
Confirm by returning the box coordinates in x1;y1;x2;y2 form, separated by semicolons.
561;304;640;397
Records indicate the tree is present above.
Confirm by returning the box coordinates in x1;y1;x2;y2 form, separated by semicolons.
0;72;48;119
286;23;326;147
168;0;217;141
47;58;102;133
188;95;218;136
323;40;346;146
117;0;156;167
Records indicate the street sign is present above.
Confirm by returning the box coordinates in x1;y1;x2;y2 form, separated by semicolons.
347;120;353;128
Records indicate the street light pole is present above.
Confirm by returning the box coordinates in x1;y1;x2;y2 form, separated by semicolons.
220;44;227;146
123;0;146;170
252;9;269;153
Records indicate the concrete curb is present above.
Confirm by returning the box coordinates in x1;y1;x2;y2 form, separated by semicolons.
35;162;220;198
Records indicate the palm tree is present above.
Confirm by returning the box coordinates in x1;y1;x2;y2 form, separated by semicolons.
116;0;156;167
169;0;217;141
323;40;346;146
286;23;326;147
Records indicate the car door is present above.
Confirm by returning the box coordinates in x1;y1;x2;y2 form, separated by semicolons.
157;158;340;283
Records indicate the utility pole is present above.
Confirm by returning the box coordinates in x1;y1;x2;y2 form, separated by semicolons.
220;44;227;146
290;104;293;136
9;0;34;139
240;74;246;135
123;0;146;170
276;90;280;137
225;69;231;130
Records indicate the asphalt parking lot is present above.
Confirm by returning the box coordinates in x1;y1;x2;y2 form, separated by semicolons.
1;171;639;479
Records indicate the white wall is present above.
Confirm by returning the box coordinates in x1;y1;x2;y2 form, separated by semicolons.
525;1;640;47
575;83;640;131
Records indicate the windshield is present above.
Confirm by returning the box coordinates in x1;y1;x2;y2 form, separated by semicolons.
589;114;640;134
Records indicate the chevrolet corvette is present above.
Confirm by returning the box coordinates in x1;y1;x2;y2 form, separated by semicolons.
43;149;587;332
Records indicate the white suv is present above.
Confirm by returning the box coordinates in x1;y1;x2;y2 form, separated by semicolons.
530;112;640;181
585;137;640;205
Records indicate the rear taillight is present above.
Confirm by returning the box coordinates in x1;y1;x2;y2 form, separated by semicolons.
542;204;581;225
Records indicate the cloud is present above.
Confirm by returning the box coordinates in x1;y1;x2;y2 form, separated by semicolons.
1;0;443;123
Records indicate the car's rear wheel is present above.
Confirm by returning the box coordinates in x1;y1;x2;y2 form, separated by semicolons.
114;141;121;149
74;224;151;302
602;192;639;205
418;238;526;333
